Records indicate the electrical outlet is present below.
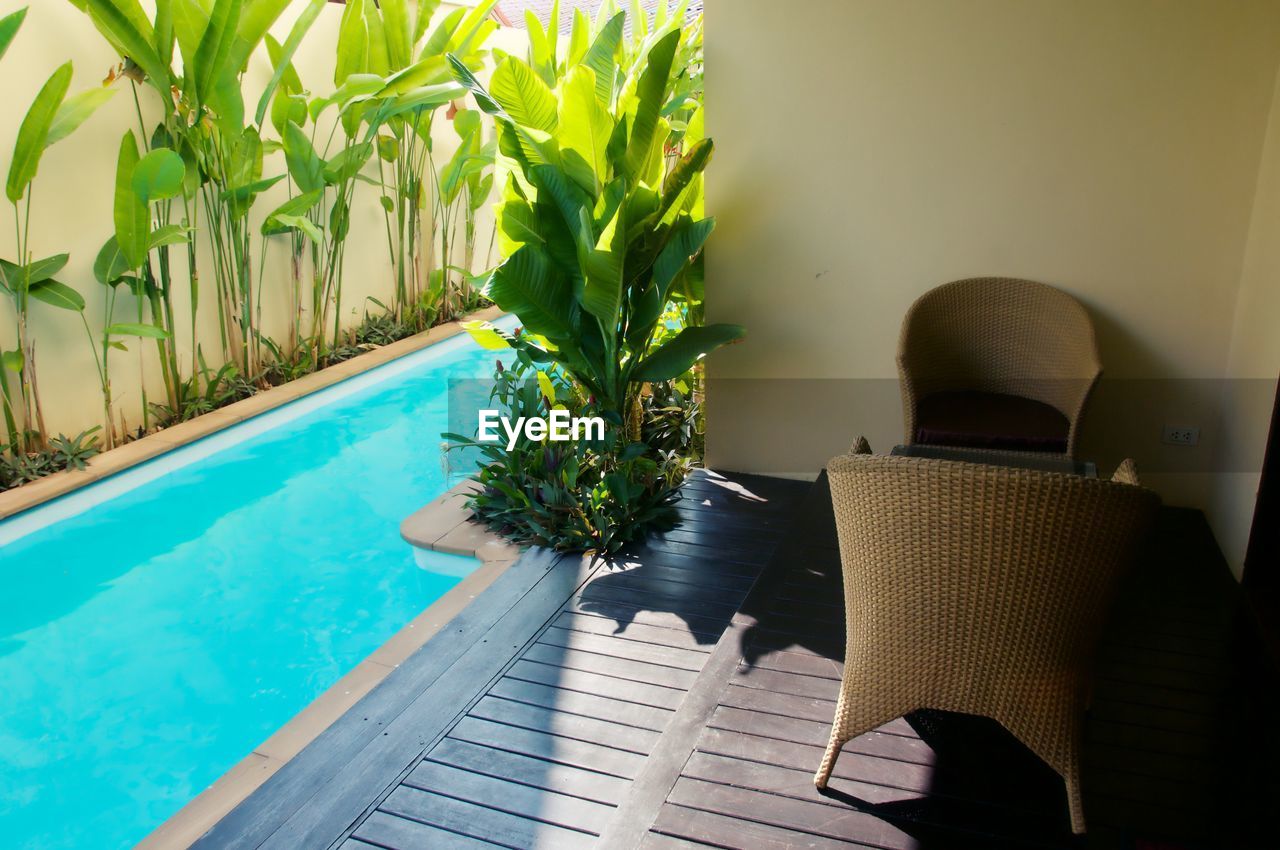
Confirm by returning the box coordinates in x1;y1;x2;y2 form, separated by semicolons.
1161;425;1200;446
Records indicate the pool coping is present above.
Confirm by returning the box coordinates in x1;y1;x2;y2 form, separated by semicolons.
137;485;522;850
0;304;506;523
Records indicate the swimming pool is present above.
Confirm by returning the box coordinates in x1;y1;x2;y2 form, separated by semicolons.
0;322;508;850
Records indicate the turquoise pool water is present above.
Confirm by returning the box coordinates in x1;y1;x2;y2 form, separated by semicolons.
0;324;506;850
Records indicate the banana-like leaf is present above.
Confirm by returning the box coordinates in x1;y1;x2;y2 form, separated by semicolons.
490;57;558;132
113;130;148;267
105;322;170;339
28;279;85;312
323;142;374;184
24;254;70;286
462;320;514;351
147;223;191;249
93;236;130;285
631;323;744;382
6;62;72;203
580;12;624;106
335;0;368;86
47;85;116;147
79;0;169;93
0;7;26;63
487;243;577;341
267;213;322;243
362;0;390;76
132;148;185;204
413;0;443;45
556;65;611;193
566;9;590;67
225;0;291;76
657;137;711;222
260;187;323;235
421;6;464;60
652;216;713;299
1;349;23;372
624;29;679;181
192;0;240;107
581;201;625;328
282;121;324;193
380;0;412;70
254;0;324;126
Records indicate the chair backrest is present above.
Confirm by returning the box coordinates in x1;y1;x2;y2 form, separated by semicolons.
826;449;1159;706
897;278;1102;450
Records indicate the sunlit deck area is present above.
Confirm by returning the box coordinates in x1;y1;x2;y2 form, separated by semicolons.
196;470;1272;850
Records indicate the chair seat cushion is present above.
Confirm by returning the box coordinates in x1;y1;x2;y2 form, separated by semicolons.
915;391;1069;453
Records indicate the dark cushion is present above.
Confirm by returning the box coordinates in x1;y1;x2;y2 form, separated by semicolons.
915;391;1069;453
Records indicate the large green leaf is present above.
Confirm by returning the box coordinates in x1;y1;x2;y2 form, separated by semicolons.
6;62;73;203
380;0;412;70
632;323;745;382
261;188;323;235
29;279;85;312
652;216;714;299
413;0;442;45
46;85;116;147
80;0;169;93
335;0;368;85
282;121;324;192
105;322;170;339
131;148;185;204
147;223;191;249
580;12;623;105
267;213;322;243
113;130;148;268
93;236;130;285
24;254;70;286
657;137;712;223
556;65;611;193
254;0;325;126
581;201;626;328
490;57;558;132
192;0;240;107
624;29;679;181
486;243;577;341
0;7;26;63
226;0;291;76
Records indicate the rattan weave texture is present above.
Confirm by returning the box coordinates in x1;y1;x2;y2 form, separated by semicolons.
815;441;1159;833
897;277;1103;457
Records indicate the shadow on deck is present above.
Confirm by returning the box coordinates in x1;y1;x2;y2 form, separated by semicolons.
201;470;1276;850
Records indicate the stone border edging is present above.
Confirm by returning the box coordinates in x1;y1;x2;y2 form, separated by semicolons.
0;304;507;522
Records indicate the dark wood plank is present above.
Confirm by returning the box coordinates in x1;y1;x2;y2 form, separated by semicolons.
650;803;877;850
402;760;615;833
551;611;715;653
538;626;710;672
665;776;920;850
488;676;675;732
352;810;502;850
522;643;700;691
468;695;662;754
379;785;596;849
505;659;688;710
427;737;631;806
448;716;648;780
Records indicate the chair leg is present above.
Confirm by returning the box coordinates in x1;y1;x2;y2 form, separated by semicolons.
814;733;844;790
1064;770;1086;834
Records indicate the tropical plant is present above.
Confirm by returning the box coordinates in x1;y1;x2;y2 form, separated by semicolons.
0;7;116;456
447;340;690;554
448;24;739;436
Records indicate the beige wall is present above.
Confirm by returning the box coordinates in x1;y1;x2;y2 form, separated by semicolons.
0;1;522;440
704;0;1280;573
1206;58;1280;578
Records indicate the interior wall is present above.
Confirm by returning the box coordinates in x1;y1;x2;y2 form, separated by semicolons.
0;0;523;441
1205;60;1280;578
703;0;1280;527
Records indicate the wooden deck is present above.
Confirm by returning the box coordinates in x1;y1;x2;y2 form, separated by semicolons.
199;470;1274;850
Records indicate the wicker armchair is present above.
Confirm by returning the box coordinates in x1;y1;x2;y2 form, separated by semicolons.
898;277;1102;457
815;441;1159;833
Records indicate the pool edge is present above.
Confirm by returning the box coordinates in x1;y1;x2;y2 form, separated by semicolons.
136;482;521;850
0;304;507;523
